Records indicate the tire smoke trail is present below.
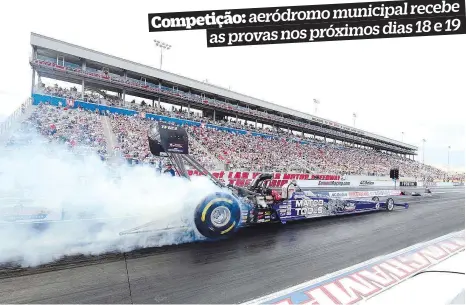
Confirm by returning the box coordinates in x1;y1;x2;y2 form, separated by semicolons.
0;131;222;267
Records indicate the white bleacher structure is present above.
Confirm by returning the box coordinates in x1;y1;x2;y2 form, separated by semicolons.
2;32;458;183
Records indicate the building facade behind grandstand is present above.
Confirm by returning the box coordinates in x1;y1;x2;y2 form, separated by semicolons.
9;32;460;184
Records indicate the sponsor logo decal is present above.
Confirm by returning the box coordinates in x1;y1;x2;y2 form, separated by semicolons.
318;181;351;186
295;199;325;217
360;180;375;186
292;191;306;199
348;190;400;198
242;231;465;305
295;199;324;208
349;191;370;197
167;147;184;153
310;175;341;181
400;181;418;187
329;192;349;198
169;143;183;148
161;125;177;130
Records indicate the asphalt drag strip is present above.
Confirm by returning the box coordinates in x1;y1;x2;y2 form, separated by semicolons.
0;189;463;304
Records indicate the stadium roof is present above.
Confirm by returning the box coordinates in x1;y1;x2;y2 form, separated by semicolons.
29;32;417;152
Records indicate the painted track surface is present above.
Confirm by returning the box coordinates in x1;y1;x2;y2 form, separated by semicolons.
0;188;463;304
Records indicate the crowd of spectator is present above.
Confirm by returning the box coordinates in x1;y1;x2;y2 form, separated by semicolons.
37;83;81;100
35;83;119;106
186;125;448;179
124;100;325;144
27;85;456;180
37;84;322;143
108;113;221;170
109;114;160;165
105;112;449;179
8;103;108;160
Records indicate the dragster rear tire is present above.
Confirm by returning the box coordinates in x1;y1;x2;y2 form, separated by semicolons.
194;192;241;239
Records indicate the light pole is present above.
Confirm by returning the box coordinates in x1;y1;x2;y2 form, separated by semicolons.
422;138;426;164
401;132;404;142
154;39;171;70
313;99;320;114
448;145;451;173
353;113;357;127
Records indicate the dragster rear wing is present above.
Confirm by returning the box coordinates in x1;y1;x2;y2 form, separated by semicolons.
147;122;225;188
147;122;190;157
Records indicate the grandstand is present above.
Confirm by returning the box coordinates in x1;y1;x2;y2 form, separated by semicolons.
0;32;457;183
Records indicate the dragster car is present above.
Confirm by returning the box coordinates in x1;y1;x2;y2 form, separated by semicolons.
141;122;409;239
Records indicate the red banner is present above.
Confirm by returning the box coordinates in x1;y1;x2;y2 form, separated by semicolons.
186;170;340;187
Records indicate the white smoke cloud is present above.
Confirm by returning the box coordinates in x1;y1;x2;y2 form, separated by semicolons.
0;131;223;267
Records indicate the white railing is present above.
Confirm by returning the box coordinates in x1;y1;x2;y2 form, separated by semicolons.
0;98;32;136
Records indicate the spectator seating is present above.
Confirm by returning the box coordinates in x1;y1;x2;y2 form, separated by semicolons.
25;86;451;180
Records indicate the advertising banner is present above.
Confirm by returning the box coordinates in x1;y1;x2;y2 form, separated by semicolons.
435;182;455;187
348;190;401;198
399;181;418;187
298;180;354;188
187;170;342;187
321;190;402;199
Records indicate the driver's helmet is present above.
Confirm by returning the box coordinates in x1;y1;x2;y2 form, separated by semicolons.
259;179;271;193
271;189;282;201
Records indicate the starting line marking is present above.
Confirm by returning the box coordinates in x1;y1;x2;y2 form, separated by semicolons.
241;230;465;305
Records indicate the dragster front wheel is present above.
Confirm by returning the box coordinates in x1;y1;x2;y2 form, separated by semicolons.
385;198;395;211
194;192;241;239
